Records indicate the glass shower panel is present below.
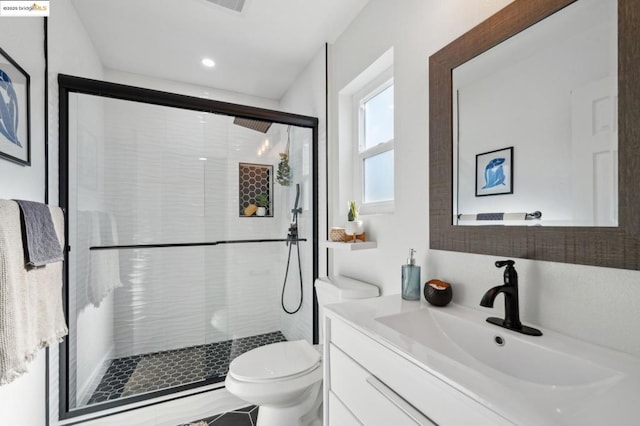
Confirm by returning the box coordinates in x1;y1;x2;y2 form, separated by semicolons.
278;126;314;342
68;94;221;409
67;93;314;412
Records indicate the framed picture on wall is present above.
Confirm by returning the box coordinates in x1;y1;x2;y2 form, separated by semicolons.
475;146;513;197
0;47;30;166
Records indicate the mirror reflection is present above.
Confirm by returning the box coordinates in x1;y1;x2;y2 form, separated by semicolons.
453;0;617;226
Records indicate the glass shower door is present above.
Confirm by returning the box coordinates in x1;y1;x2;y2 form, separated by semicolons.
65;91;314;413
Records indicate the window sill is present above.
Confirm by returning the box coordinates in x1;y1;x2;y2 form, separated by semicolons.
359;201;394;216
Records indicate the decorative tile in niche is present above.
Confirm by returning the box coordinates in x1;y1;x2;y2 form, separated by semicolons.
239;163;273;217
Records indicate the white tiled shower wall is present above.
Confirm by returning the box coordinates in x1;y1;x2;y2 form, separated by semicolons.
69;93;314;395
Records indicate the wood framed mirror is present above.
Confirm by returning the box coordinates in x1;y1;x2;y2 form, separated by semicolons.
429;0;640;270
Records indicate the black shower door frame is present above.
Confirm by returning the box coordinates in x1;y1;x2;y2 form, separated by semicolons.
57;74;319;421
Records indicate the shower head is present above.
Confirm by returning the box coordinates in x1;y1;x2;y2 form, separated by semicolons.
233;117;272;133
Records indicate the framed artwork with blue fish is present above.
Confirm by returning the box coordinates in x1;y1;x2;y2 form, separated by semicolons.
475;147;513;197
0;47;30;166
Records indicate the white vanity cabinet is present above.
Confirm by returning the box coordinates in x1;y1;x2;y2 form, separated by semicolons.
323;313;513;426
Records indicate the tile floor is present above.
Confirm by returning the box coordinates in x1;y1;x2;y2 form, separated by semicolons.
179;406;258;426
88;331;286;404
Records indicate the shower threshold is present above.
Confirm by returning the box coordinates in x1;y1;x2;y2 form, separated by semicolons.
87;331;286;405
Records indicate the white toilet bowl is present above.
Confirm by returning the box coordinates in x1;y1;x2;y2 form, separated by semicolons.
225;276;379;426
225;340;323;426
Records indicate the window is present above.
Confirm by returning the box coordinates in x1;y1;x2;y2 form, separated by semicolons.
355;73;394;212
337;49;394;219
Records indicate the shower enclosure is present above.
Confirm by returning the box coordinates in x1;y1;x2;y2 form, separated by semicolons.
58;76;318;419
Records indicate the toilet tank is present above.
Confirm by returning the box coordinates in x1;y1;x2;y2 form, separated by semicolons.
315;276;379;342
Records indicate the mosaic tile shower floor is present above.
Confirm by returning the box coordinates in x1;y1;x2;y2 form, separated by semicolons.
88;331;286;404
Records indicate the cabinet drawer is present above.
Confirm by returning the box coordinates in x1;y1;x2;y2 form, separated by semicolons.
330;344;436;426
329;317;513;425
328;391;362;426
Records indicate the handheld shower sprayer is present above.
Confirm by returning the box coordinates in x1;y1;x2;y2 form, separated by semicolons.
282;183;303;314
291;183;302;224
287;184;302;247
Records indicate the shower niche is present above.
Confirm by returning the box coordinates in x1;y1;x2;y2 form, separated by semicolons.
239;163;273;217
58;75;318;420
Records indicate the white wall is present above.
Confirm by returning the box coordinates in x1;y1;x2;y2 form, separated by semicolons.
0;16;48;426
104;69;279;111
0;19;46;202
329;0;640;358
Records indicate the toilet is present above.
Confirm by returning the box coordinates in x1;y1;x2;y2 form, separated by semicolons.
225;276;380;426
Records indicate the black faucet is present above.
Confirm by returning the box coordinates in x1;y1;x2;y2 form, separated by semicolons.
480;260;542;336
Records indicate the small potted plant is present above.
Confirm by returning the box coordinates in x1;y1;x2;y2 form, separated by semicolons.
255;193;269;216
344;200;364;236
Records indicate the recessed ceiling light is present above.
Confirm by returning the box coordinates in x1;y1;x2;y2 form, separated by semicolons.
201;58;215;68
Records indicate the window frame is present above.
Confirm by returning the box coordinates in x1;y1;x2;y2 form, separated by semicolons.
353;67;395;214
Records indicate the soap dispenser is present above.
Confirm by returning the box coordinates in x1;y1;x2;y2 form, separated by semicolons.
401;249;421;300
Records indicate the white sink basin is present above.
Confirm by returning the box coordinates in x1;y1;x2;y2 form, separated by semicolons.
376;305;621;388
327;296;640;424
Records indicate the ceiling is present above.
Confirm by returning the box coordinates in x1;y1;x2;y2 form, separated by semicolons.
71;0;370;100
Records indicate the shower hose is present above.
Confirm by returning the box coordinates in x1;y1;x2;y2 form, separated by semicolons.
281;237;303;314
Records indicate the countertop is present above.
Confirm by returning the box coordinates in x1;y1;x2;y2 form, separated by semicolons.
325;295;640;425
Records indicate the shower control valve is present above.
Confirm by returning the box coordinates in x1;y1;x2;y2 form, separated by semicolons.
287;224;298;246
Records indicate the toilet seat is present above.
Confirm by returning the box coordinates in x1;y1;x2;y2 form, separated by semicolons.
228;340;320;383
